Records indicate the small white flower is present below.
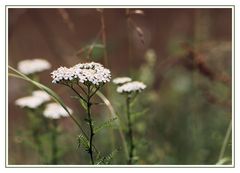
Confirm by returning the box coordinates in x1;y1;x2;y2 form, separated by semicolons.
117;81;146;93
15;96;45;109
32;90;51;102
51;66;76;84
18;59;51;75
43;103;72;119
51;62;111;86
15;90;51;109
112;77;132;85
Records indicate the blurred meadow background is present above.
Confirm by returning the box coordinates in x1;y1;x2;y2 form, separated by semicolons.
8;8;232;165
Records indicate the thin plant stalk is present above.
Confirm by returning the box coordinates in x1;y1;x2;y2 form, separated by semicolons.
32;127;44;163
51;120;59;164
126;96;134;164
33;133;44;162
99;9;108;67
126;9;133;71
87;85;95;164
218;120;232;162
28;110;45;163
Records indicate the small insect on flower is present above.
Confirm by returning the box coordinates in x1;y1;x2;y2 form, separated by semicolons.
117;81;146;94
17;59;51;75
43;102;72;119
112;77;132;85
51;62;111;86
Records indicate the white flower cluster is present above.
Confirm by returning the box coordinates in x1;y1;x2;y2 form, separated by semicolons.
43;103;72;119
51;62;111;85
112;77;132;85
15;90;51;109
32;90;52;101
117;81;146;94
18;59;51;75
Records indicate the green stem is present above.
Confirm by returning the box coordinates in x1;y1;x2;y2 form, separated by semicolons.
51;120;58;164
28;110;45;163
218;120;232;161
126;96;134;164
87;85;95;165
32;129;44;163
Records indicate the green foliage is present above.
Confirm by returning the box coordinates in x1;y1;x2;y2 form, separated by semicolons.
94;117;118;134
96;149;119;165
77;134;90;152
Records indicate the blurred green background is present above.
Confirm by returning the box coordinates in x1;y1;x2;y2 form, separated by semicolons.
8;8;232;165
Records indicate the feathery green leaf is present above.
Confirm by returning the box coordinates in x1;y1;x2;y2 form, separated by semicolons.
94;117;118;134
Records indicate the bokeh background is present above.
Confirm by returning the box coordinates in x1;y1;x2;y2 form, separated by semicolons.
8;8;232;165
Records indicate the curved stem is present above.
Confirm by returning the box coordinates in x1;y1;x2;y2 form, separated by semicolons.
218;120;232;161
126;96;134;164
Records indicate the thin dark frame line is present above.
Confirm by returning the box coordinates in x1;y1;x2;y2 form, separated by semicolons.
232;4;235;168
6;5;235;7
5;4;7;170
5;5;235;168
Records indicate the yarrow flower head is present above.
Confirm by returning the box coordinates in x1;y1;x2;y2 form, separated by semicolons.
112;77;132;85
15;96;46;109
51;62;111;86
18;59;51;75
15;90;51;109
51;67;76;83
43;103;72;119
117;81;146;94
